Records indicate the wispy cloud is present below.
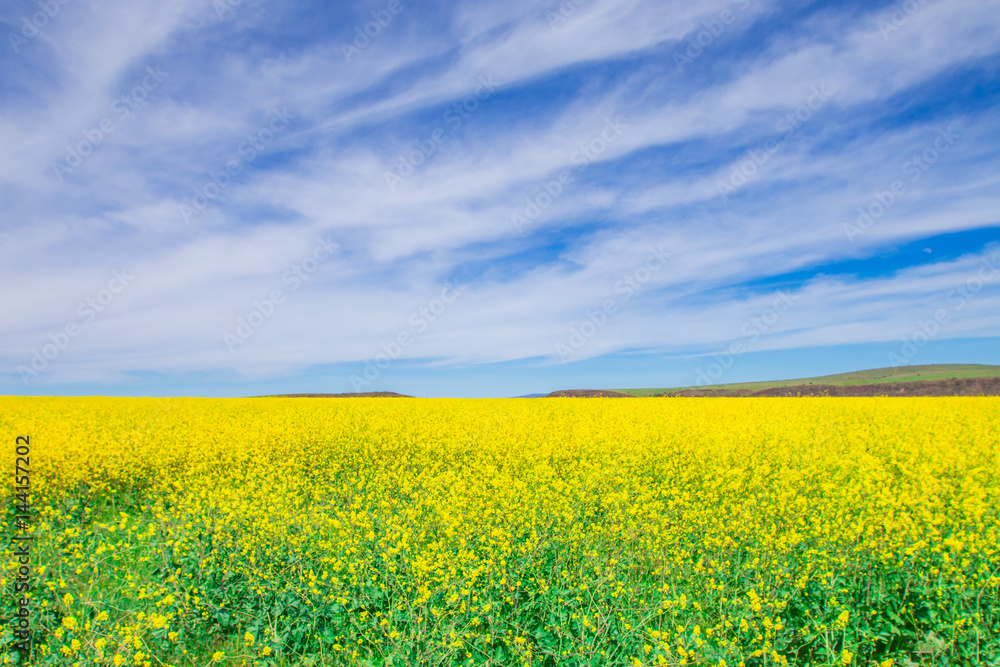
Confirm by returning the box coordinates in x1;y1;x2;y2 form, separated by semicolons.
2;0;999;393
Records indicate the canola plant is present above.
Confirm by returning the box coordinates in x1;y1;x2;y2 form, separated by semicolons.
1;397;998;666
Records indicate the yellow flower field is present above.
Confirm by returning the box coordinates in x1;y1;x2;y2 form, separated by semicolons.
2;397;998;666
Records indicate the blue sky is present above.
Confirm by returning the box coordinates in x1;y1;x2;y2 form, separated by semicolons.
2;0;999;398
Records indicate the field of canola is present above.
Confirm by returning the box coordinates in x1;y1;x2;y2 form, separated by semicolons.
1;397;999;667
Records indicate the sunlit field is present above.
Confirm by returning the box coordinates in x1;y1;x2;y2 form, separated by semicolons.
2;397;998;666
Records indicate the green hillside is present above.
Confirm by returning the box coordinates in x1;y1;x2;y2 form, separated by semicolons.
616;364;1000;397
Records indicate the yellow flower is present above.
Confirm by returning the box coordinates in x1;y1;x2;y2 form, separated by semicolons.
212;651;224;662
113;657;125;667
5;394;999;667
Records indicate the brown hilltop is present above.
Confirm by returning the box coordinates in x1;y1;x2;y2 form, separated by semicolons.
658;377;1000;397
545;389;633;398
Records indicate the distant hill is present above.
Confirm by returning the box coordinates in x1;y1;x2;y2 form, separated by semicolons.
659;377;1000;397
614;364;1000;397
258;365;1000;399
546;390;632;398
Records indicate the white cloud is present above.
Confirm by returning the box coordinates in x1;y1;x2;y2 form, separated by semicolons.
2;0;999;388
